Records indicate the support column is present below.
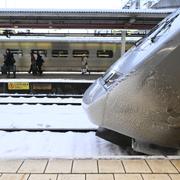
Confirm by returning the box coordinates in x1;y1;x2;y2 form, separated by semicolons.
121;30;126;56
136;0;140;9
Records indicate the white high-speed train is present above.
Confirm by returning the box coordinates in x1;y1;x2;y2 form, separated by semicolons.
82;9;180;154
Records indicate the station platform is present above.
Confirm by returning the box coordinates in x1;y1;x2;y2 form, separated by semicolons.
0;72;102;94
0;158;179;180
0;71;102;80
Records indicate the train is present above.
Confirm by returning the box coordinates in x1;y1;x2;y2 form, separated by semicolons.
82;8;180;154
0;37;134;73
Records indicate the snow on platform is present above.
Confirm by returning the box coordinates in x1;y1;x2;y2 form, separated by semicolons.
0;104;96;130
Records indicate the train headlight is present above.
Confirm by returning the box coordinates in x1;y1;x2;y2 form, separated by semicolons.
83;78;107;105
103;70;123;89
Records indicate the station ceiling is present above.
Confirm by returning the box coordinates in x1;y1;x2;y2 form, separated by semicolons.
0;9;174;29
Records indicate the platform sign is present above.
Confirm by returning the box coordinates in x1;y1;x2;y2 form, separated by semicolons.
8;82;30;90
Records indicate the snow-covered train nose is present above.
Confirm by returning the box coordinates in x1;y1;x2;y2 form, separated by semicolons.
82;78;107;126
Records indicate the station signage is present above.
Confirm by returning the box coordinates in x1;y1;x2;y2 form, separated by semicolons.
8;82;30;90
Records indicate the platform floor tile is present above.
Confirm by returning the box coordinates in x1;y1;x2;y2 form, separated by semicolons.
171;160;180;172
28;174;57;180
0;160;23;173
58;174;85;180
72;160;98;173
98;160;124;173
142;174;171;180
169;174;180;180
122;160;151;173
18;160;48;173
45;159;72;173
0;174;29;180
146;160;178;173
86;174;114;180
0;158;179;179
114;174;143;180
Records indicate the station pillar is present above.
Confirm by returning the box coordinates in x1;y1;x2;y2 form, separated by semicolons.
121;30;126;56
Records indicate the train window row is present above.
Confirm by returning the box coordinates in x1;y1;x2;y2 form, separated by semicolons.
31;49;47;57
52;50;68;57
7;49;114;58
9;49;23;56
97;50;113;58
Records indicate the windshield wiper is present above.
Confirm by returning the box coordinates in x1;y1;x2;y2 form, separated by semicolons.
151;13;179;43
135;22;162;47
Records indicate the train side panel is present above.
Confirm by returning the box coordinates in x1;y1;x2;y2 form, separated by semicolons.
0;42;132;72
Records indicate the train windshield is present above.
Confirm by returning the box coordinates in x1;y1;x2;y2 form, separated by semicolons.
136;9;179;46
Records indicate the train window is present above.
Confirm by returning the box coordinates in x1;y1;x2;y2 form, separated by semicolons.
31;49;47;57
97;50;113;58
52;50;68;57
73;50;89;57
9;49;23;56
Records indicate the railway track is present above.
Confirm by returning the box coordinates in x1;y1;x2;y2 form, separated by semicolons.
0;94;83;98
0;128;96;133
0;102;81;105
0;95;82;105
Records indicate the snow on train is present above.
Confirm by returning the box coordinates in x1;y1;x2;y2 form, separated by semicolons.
0;37;133;72
82;9;180;154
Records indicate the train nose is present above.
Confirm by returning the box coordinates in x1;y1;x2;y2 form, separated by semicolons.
82;78;107;125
